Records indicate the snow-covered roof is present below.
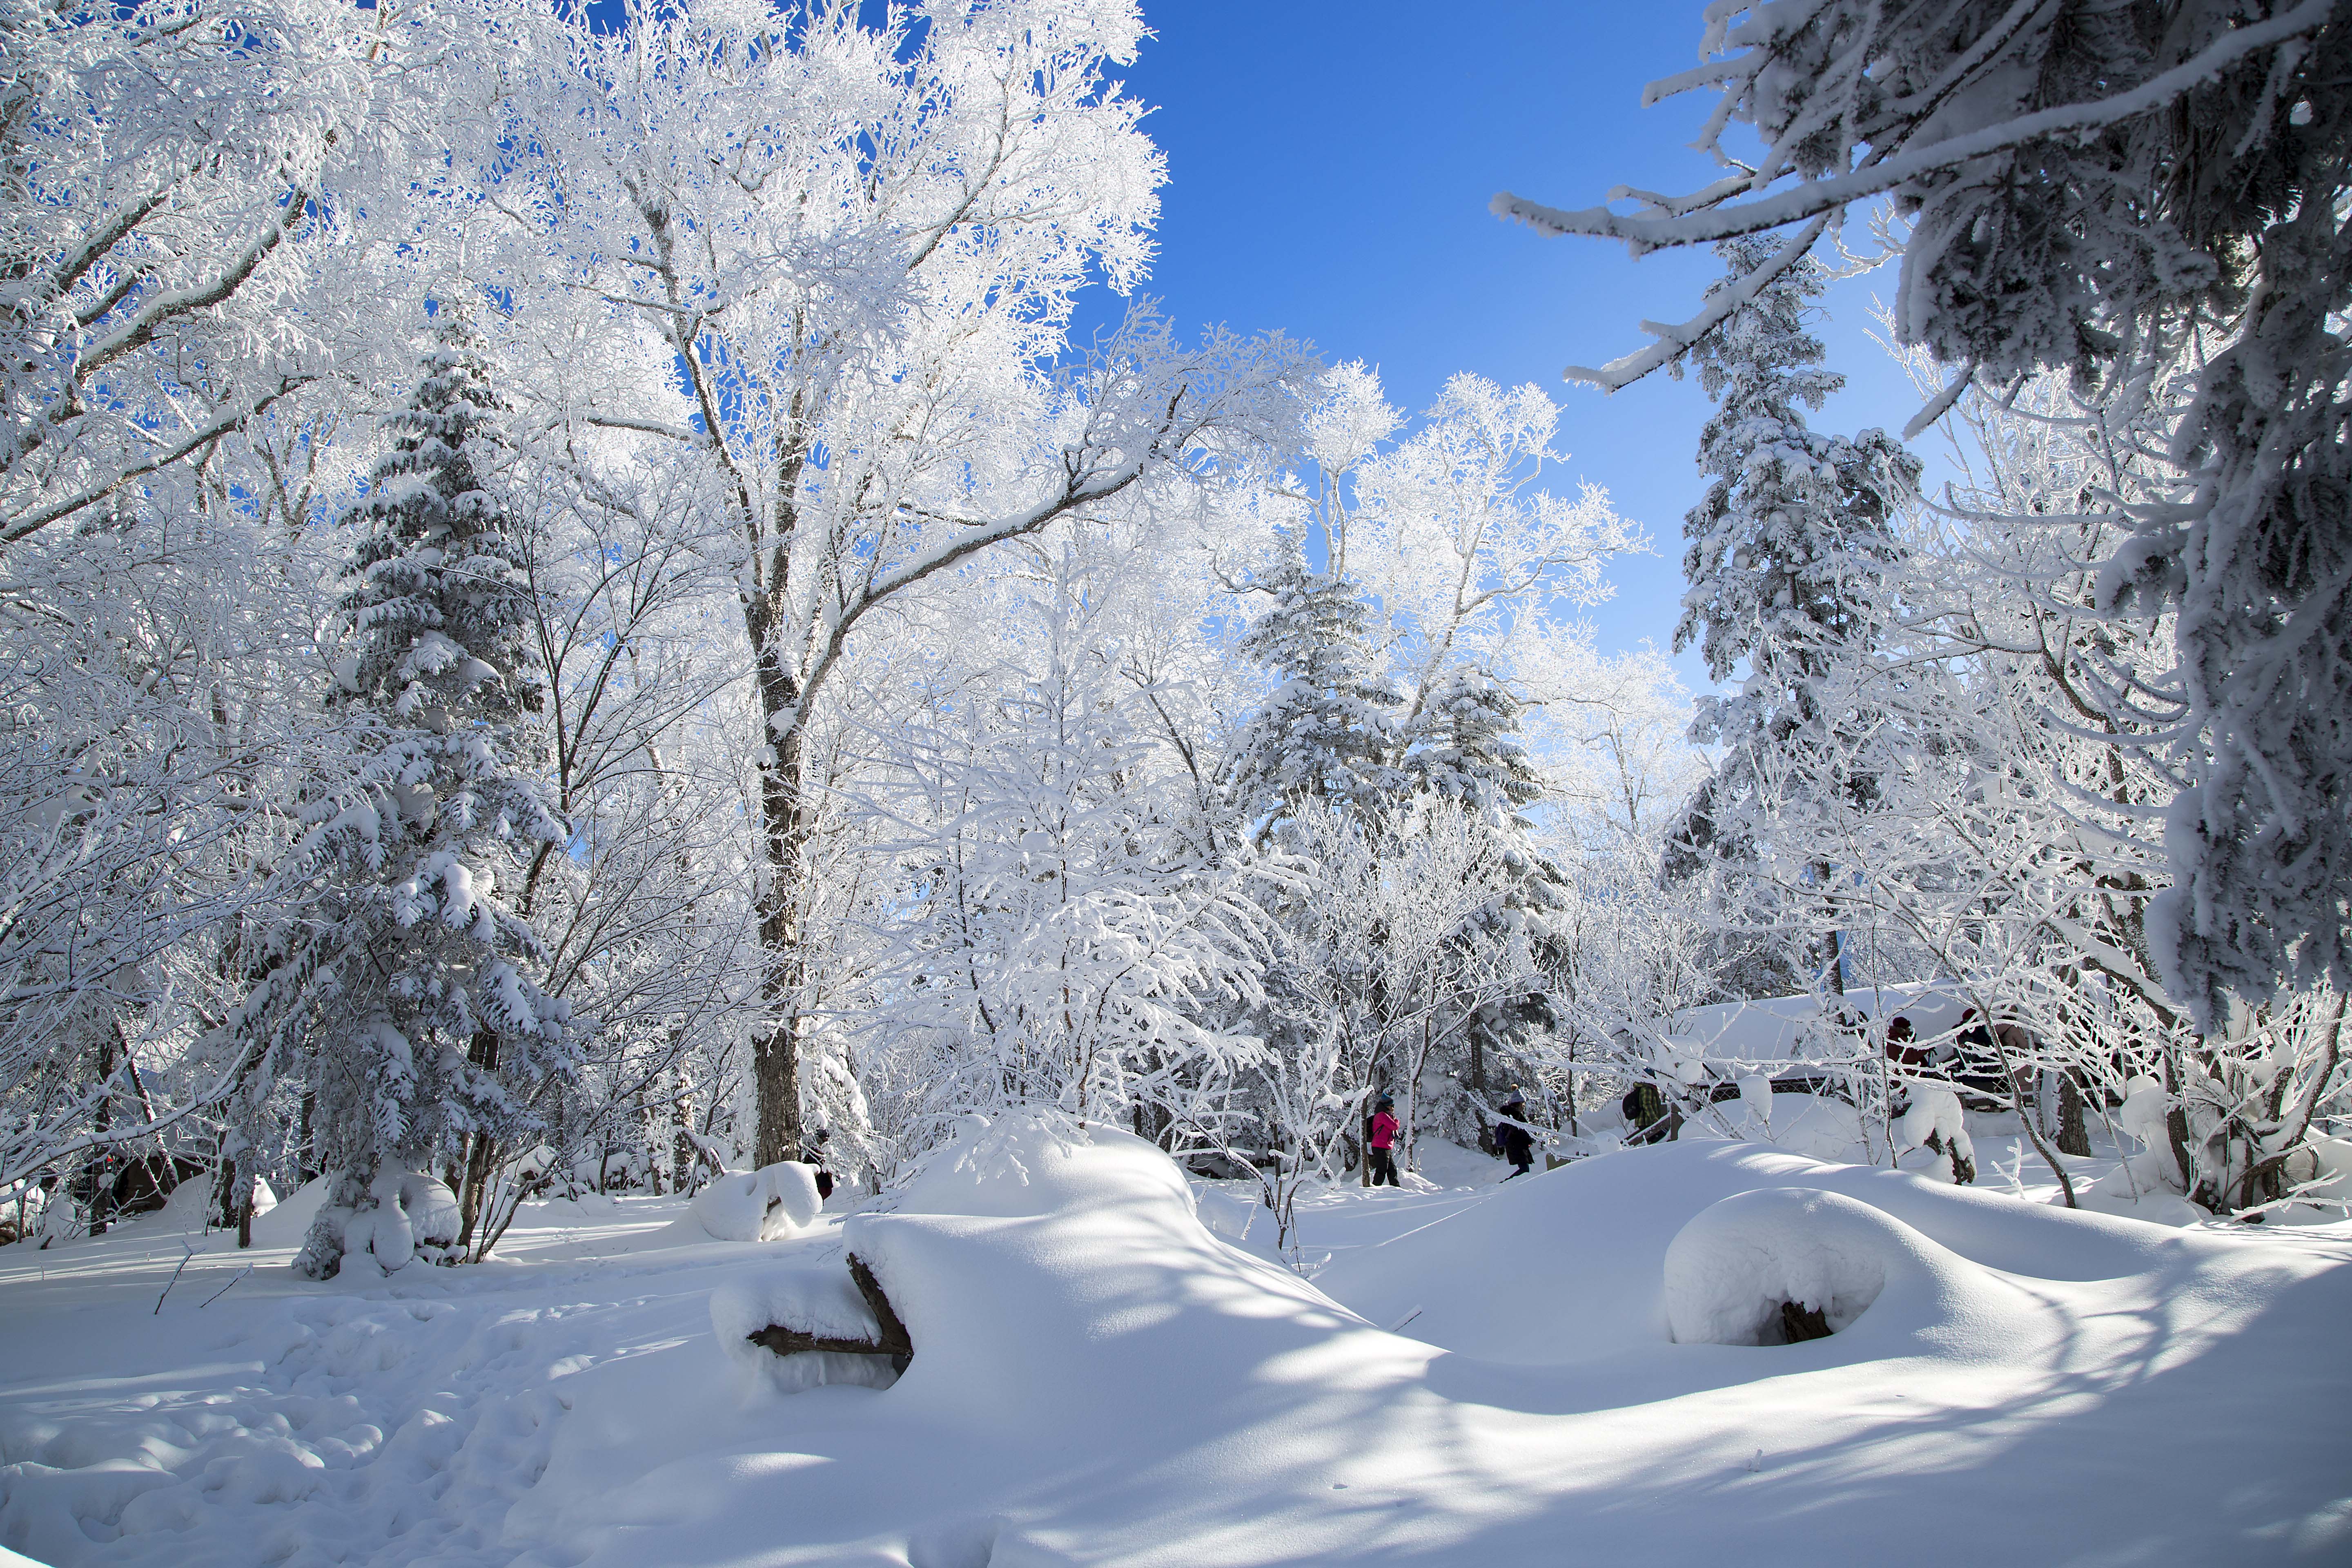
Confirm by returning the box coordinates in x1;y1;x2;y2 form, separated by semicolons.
1661;981;1978;1064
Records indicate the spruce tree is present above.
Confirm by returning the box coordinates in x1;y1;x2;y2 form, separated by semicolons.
1401;666;1543;823
247;326;572;1278
1226;534;1403;824
1664;236;1919;991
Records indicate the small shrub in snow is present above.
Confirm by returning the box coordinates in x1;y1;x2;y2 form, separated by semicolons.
1895;1087;1976;1185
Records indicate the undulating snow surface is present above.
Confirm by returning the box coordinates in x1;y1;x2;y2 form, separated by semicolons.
4;1119;2349;1566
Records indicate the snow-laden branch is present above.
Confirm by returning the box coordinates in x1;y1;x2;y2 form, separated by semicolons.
1494;0;2329;252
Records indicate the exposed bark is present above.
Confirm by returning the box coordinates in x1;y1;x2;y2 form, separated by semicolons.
744;1252;914;1373
1780;1300;1832;1343
847;1254;913;1361
2056;1074;2091;1157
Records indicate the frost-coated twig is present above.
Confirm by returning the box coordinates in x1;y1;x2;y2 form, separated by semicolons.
199;1263;254;1308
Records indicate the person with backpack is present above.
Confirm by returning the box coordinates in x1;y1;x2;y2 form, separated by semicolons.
1366;1095;1400;1187
1496;1097;1535;1180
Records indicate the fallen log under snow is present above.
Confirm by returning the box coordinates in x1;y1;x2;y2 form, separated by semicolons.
710;1253;912;1394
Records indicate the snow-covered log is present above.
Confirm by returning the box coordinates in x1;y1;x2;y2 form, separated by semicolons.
710;1254;911;1395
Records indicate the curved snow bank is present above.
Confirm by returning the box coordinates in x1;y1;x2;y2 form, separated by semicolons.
1716;1091;1869;1163
1665;1187;1978;1346
818;1113;1378;1434
688;1162;823;1242
1314;1138;2195;1366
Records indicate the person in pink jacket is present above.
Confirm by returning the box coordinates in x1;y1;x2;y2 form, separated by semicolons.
1367;1095;1400;1187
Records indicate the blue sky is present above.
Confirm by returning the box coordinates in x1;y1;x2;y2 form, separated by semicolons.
1086;1;1934;696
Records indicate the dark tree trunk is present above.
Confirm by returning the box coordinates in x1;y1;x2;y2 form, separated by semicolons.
296;1081;318;1185
2056;1074;2090;1156
88;1026;116;1236
748;671;808;1170
672;1081;697;1196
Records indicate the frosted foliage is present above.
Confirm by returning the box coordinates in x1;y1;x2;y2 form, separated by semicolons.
0;0;457;554
1227;534;1402;817
857;533;1268;1145
1347;375;1636;690
1304;362;1402;476
1500;0;2351;1024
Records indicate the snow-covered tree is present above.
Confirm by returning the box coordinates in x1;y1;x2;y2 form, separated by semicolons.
1497;0;2352;1029
1664;236;1918;992
236;330;572;1278
494;0;1312;1173
1401;666;1543;820
857;528;1265;1153
1226;534;1402;823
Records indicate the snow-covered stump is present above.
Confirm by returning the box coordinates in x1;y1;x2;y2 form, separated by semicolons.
1664;1187;1960;1347
688;1161;824;1242
710;1254;912;1395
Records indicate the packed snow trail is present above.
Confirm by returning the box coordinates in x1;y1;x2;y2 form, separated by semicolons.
5;1124;2351;1566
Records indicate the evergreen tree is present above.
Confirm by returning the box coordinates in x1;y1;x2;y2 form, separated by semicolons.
1401;666;1543;823
243;326;572;1278
1225;534;1402;824
1664;236;1919;990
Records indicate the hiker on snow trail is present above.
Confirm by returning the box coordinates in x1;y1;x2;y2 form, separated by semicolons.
1368;1096;1400;1187
1497;1099;1535;1180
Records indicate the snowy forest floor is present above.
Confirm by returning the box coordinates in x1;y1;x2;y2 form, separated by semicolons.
3;1125;2349;1568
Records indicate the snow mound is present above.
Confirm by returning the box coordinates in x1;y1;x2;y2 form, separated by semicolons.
709;1265;900;1395
248;1173;330;1247
688;1161;823;1242
1313;1139;2182;1366
1666;1186;1961;1345
1717;1091;1869;1162
342;1167;463;1270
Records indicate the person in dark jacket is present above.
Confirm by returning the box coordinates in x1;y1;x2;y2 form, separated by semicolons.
800;1127;835;1201
1496;1098;1535;1179
1366;1096;1400;1187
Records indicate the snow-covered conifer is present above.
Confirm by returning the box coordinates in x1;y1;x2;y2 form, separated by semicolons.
244;326;572;1278
1401;665;1542;822
1226;534;1402;824
1664;239;1918;991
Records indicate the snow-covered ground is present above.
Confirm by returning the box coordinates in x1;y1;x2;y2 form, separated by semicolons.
4;1118;2349;1567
